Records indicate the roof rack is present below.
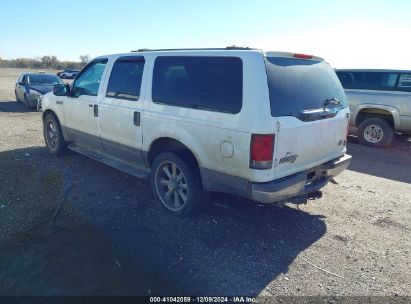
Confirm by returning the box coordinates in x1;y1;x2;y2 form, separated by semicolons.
131;46;253;52
225;45;251;50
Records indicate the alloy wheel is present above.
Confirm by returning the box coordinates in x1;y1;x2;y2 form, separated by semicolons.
46;120;59;151
155;160;188;211
364;124;383;143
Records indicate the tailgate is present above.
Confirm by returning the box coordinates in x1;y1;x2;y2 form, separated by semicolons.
265;56;349;179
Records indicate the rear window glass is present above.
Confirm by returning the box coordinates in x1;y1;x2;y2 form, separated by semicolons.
336;72;404;91
152;56;243;114
106;58;145;101
351;72;398;90
336;72;354;88
266;57;347;117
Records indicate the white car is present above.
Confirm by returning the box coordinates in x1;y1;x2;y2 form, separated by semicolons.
58;69;80;79
41;47;351;216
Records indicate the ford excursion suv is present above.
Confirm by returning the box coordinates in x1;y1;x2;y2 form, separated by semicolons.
42;48;351;216
336;69;411;147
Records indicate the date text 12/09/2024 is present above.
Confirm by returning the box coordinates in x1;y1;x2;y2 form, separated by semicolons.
150;296;257;303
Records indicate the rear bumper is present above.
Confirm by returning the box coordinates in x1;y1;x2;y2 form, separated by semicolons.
251;154;352;203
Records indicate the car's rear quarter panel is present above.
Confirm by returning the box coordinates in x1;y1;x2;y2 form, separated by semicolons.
141;51;272;181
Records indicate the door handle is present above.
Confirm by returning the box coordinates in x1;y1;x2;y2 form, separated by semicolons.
56;100;63;105
93;105;98;117
133;111;141;126
89;104;93;108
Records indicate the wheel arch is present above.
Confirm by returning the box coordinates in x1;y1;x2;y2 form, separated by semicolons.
353;104;400;130
42;109;56;121
42;109;71;141
146;137;202;174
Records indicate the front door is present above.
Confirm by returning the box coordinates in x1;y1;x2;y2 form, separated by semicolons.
17;75;26;101
64;59;108;151
99;56;146;166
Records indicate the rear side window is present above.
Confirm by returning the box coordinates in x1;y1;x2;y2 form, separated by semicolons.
336;72;354;88
107;57;145;101
266;57;347;117
152;56;243;113
351;72;398;90
398;74;411;91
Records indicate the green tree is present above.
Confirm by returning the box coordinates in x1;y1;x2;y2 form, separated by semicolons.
79;54;90;65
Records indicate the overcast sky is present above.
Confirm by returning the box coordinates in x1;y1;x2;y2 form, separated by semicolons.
0;0;410;69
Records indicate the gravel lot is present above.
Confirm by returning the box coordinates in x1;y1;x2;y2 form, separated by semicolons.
0;68;410;298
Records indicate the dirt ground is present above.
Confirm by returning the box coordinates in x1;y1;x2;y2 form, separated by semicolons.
0;68;410;298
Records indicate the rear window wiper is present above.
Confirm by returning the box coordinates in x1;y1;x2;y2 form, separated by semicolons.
324;98;341;108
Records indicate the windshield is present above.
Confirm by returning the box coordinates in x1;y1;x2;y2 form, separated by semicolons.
265;57;348;117
27;74;62;85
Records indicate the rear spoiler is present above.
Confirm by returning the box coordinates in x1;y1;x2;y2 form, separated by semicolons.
264;51;325;62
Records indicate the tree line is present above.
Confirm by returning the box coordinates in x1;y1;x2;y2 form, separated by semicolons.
0;55;90;70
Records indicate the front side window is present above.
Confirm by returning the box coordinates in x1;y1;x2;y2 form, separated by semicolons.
352;72;398;90
398;74;411;91
152;56;243;114
72;60;107;97
106;58;145;101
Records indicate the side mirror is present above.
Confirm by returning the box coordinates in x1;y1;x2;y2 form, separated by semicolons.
18;81;24;85
54;83;69;96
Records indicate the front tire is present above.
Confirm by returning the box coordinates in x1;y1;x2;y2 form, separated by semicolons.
43;114;67;156
150;152;209;217
23;94;30;111
358;118;394;147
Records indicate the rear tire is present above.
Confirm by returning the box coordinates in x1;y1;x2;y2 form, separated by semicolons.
150;152;209;217
358;118;394;147
43;113;67;156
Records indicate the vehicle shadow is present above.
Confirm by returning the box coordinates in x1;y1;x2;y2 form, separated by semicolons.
346;135;411;184
0;146;327;296
0;100;32;113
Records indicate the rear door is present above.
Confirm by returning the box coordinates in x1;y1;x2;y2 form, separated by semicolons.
265;56;349;178
98;55;146;165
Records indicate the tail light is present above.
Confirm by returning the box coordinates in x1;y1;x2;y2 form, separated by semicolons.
250;134;275;169
293;53;313;59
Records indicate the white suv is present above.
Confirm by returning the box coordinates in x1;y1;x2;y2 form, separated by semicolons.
42;48;351;216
